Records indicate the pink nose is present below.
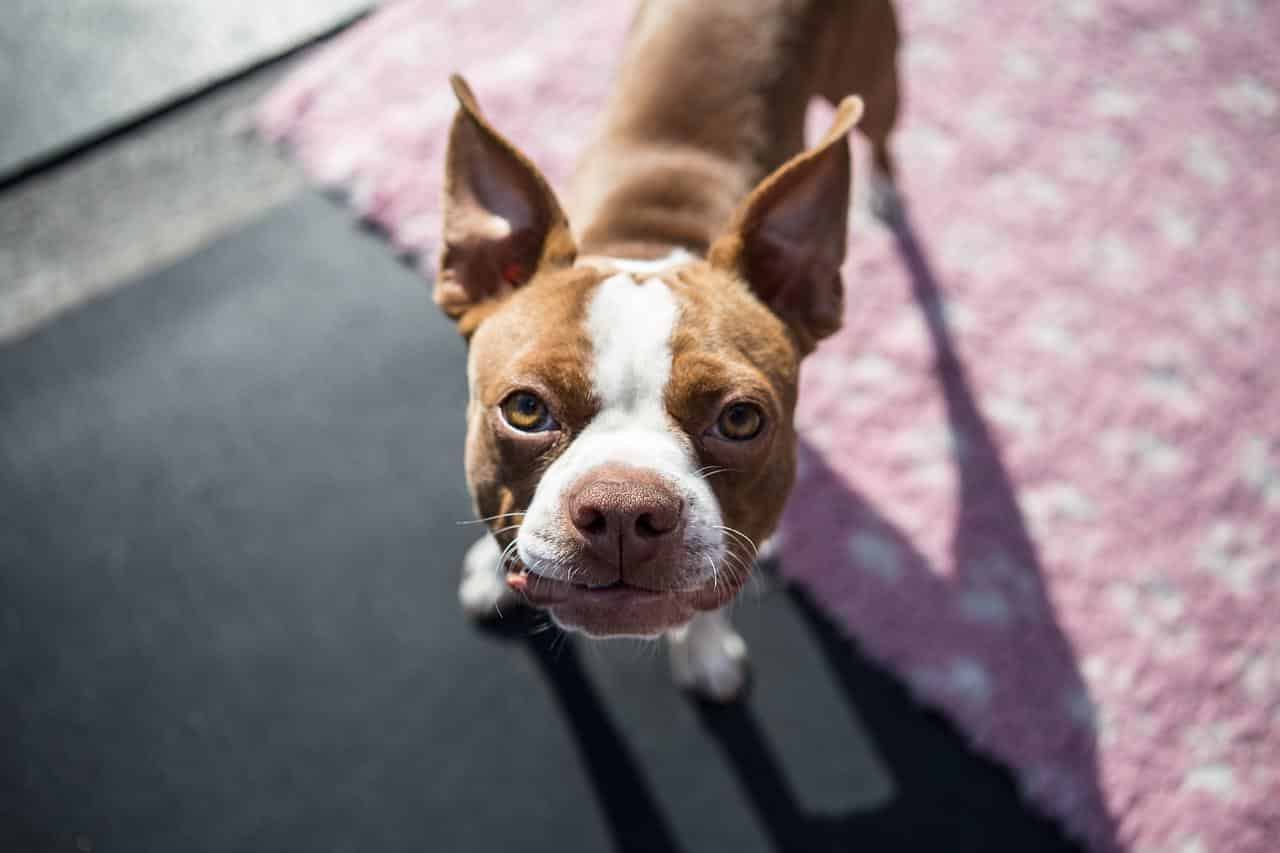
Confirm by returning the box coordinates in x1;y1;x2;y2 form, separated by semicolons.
564;464;684;580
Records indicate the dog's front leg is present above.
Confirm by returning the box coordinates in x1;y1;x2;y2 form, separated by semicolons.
458;534;522;620
668;610;750;702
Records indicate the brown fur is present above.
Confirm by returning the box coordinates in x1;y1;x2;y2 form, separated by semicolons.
463;266;604;536
664;264;801;559
461;259;800;584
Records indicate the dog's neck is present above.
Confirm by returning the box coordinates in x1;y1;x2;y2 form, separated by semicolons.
566;1;822;260
569;146;757;260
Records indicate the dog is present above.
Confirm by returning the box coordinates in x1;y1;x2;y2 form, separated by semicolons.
437;0;901;700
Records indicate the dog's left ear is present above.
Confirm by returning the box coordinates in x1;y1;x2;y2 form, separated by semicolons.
709;96;863;354
437;74;576;335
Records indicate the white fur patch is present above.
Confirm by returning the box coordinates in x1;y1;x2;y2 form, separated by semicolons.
517;271;724;587
458;533;520;619
601;249;695;277
588;272;679;413
577;248;694;280
668;610;750;701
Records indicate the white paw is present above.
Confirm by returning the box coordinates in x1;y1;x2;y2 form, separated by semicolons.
868;168;905;225
755;534;780;568
458;534;521;620
668;611;750;702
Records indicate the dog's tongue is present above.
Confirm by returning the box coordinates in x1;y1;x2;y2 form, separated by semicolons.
505;570;572;604
505;571;530;592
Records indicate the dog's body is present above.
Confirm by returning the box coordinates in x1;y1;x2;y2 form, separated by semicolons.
439;0;901;700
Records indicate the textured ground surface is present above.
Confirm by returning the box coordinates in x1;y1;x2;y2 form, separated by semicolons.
257;1;1280;850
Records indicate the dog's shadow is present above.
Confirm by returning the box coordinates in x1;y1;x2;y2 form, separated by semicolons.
482;216;1115;853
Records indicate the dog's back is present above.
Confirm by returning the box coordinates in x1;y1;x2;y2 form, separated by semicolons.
570;0;900;257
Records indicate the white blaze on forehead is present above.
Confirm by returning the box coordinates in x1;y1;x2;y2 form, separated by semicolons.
600;249;694;277
587;272;678;415
576;248;694;280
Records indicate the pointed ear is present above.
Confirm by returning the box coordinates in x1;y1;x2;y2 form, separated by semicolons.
708;96;863;354
436;75;576;335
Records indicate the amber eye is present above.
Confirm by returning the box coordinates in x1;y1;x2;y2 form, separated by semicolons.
716;402;764;441
500;391;556;432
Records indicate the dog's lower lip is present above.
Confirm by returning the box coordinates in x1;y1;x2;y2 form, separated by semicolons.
505;570;737;612
506;572;660;603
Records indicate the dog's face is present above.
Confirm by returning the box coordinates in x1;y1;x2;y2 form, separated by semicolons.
438;77;862;637
463;257;798;636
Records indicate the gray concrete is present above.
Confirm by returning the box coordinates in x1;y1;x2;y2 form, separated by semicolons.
0;60;305;344
0;0;369;178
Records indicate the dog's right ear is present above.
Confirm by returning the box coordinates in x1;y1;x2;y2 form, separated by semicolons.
437;75;576;336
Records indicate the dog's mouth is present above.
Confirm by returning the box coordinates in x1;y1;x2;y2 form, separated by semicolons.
506;571;668;607
504;569;737;636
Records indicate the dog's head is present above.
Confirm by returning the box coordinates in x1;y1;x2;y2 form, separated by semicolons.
438;76;861;637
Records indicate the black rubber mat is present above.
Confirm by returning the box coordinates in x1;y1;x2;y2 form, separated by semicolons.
0;0;368;181
0;195;1078;853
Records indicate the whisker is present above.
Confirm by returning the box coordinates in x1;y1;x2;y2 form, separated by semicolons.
715;525;759;558
720;525;759;552
720;548;751;582
494;539;521;578
529;619;557;636
455;511;527;526
550;628;571;659
721;564;746;589
721;549;754;585
693;465;741;481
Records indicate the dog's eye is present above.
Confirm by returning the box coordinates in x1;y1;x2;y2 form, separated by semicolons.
500;391;556;432
715;402;764;441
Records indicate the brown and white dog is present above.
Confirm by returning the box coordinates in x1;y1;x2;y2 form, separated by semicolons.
438;0;901;700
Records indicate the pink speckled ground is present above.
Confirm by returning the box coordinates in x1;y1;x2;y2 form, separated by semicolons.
258;2;1280;850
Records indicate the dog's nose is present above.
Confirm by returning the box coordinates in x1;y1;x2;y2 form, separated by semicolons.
565;464;684;573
